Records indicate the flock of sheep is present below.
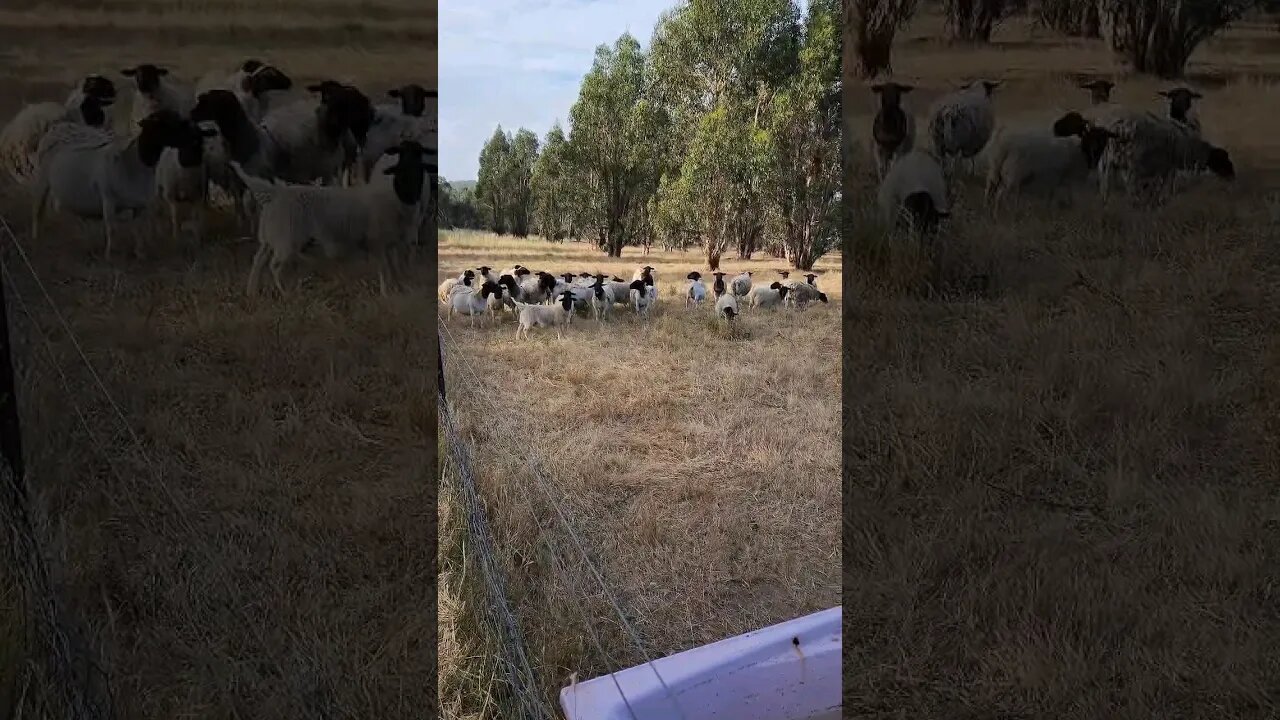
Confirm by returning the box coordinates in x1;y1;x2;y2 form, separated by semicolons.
438;264;831;339
0;61;438;296
871;77;1235;236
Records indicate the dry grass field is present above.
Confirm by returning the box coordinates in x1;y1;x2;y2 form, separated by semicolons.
844;10;1280;719
0;1;436;718
437;231;841;714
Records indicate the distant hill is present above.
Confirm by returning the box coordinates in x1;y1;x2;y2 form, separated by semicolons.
446;179;477;192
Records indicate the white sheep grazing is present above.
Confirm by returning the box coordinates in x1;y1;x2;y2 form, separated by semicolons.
870;82;916;180
1159;87;1202;134
877;149;950;238
1087;109;1234;205
729;271;753;298
985;115;1113;212
448;281;503;327
715;292;739;321
629;279;657;316
32;110;195;259
749;281;790;309
1;94;114;186
685;271;707;308
195;59;294;123
927;79;1000;175
155;120;219;244
515;291;576;339
233;139;430;296
786;280;829;309
122;64;195;127
359;84;436;182
260;82;374;186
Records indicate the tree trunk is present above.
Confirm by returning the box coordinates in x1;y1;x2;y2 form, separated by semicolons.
706;250;721;271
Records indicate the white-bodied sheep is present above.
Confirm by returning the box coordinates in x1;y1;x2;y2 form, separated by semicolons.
871;82;916;179
259;82;374;186
1081;109;1234;205
877;149;950;238
685;271;707;307
749;281;790;309
448;281;503;327
519;271;560;304
786;280;829;308
603;277;633;306
438;272;475;302
985;115;1113;212
194;59;294;123
31;110;197;258
514;291;576;339
1;94;115;186
715;292;739;321
122;64;195;126
629;279;657;316
155;120;219;244
233;139;431;296
359;84;436;183
729;271;753;298
927;79;1000;174
588;275;615;321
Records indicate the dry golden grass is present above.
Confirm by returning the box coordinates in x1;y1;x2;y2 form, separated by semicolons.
437;231;841;714
0;2;436;718
845;11;1280;719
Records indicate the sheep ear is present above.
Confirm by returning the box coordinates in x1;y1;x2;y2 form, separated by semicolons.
1157;90;1172;98
870;83;885;93
121;68;136;76
306;83;325;93
388;88;401;98
899;84;914;93
1190;90;1203;99
157;67;169;76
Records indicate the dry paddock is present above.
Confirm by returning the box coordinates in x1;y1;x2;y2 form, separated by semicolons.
844;11;1280;719
437;230;841;714
0;2;438;718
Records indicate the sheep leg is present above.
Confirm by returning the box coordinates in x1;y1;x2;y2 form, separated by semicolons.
100;198;116;260
31;183;49;243
246;244;270;296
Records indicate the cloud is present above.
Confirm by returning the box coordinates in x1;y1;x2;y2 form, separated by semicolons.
439;0;671;181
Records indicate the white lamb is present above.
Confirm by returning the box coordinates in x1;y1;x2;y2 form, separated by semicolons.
31;110;197;258
232;139;431;296
927;79;1000;176
749;282;790;309
877;149;950;238
447;281;503;327
514;291;576;339
729;271;753;298
629;279;657;316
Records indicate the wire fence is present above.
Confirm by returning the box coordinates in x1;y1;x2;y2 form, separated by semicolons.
437;318;688;720
0;219;115;718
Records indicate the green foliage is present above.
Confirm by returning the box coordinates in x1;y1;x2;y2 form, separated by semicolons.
437;178;483;230
566;34;668;256
467;0;839;266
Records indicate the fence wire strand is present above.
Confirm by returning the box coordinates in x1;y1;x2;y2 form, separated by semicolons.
438;317;689;719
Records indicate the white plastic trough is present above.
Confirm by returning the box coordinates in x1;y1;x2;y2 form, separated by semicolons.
559;606;841;720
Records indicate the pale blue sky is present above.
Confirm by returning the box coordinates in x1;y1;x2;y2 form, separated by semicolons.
438;0;673;181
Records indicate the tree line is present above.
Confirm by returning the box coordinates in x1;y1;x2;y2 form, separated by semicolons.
438;0;840;271
848;0;1272;80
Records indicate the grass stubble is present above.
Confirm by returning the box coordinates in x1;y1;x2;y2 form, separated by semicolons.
844;11;1280;719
